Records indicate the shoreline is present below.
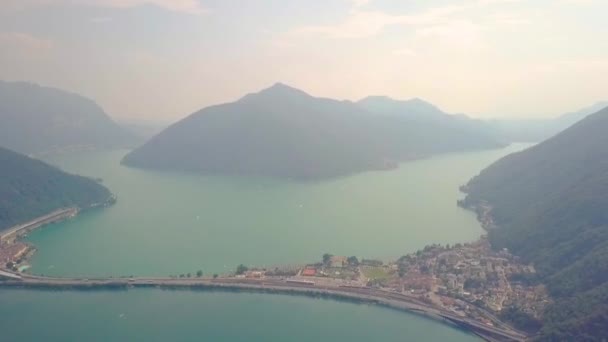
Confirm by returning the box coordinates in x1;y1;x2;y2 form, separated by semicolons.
0;205;528;342
0;208;79;272
0;195;116;272
0;208;79;244
0;273;526;342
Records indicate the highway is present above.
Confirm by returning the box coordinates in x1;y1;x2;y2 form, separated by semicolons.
0;270;528;342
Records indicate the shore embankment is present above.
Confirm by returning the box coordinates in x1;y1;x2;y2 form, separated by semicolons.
0;272;527;342
0;208;79;270
0;206;526;342
0;208;78;244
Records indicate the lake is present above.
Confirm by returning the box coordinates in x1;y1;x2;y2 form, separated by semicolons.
27;144;529;277
0;144;530;341
0;289;478;342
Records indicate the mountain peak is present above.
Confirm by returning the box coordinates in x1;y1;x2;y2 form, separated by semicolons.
261;82;310;96
239;82;311;102
269;82;292;89
405;97;433;106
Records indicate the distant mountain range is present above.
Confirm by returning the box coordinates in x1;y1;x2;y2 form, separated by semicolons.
122;83;505;179
115;118;171;141
359;96;608;144
488;101;608;142
357;95;500;142
0;81;138;155
357;96;453;120
0;146;113;231
2;78;601;161
462;106;608;340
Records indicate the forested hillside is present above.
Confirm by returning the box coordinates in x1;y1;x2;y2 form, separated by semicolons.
0;147;113;231
123;83;504;179
462;106;608;341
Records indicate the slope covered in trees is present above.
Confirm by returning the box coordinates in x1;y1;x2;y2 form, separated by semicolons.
462;106;608;341
0;81;137;155
0;147;113;231
123;83;504;179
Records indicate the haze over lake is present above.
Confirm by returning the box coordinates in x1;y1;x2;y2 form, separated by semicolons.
27;144;530;277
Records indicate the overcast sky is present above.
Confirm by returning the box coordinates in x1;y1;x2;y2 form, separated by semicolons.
0;0;606;121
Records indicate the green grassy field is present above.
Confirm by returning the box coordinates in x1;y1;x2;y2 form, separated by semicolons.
362;266;393;281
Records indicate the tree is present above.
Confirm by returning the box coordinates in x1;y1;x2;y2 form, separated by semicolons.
196;270;203;277
236;264;248;275
213;274;218;279
347;256;359;266
398;268;407;278
500;306;542;333
186;273;191;278
322;253;333;265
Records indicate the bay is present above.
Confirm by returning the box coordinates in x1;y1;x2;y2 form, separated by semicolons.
27;144;529;277
0;144;530;341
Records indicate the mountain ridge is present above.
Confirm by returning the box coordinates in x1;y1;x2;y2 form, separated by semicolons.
0;146;114;231
0;80;138;155
123;83;505;179
461;107;608;341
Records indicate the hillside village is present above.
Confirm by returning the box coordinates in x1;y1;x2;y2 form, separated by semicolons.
240;237;549;331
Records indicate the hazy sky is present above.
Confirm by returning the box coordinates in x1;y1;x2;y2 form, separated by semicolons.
0;0;607;121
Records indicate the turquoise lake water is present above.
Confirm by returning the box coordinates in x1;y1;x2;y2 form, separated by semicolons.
0;144;530;341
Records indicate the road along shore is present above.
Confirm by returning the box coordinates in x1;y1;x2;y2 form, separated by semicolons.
0;273;527;342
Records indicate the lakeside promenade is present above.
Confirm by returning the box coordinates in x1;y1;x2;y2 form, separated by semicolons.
0;269;527;342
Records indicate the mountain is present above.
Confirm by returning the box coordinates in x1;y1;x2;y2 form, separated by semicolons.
357;96;502;141
489;101;608;142
0;81;138;155
0;147;113;231
461;106;608;341
357;96;448;120
558;101;608;126
116;118;171;141
122;83;504;179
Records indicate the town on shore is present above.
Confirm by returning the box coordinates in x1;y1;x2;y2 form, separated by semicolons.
230;237;548;334
1;208;547;340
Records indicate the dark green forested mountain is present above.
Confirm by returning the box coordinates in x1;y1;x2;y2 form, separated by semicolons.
0;81;137;155
123;83;504;179
462;106;608;341
0;147;113;231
